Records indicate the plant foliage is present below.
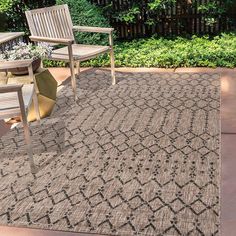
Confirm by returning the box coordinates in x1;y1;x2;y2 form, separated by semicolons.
1;0;56;31
101;0;234;28
0;42;52;60
56;0;114;45
0;0;14;13
76;33;236;68
194;0;234;26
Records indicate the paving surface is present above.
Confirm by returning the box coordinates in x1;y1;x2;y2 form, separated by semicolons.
0;67;235;236
221;69;236;236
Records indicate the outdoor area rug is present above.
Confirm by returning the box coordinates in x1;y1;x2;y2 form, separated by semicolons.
0;70;220;235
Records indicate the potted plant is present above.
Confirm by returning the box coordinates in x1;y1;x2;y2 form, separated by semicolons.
0;42;52;75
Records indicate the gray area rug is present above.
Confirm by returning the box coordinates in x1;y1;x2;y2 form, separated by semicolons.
0;70;220;235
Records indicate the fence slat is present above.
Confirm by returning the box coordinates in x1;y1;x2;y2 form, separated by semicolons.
8;0;236;40
91;0;236;39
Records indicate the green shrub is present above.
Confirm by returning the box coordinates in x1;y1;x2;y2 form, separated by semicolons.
0;0;13;13
77;33;236;68
44;33;236;68
0;0;11;31
2;1;56;32
102;0;234;29
43;60;66;68
56;0;113;45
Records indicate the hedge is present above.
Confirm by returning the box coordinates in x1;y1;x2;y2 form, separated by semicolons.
56;0;113;45
79;33;236;68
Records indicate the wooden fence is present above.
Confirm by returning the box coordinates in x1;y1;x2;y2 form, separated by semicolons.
5;0;236;40
90;0;236;39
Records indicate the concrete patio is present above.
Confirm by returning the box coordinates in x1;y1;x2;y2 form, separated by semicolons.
0;67;235;235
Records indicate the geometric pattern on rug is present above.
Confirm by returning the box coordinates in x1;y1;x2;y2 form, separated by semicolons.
0;70;220;235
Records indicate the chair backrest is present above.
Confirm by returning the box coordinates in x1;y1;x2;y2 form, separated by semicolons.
25;4;75;41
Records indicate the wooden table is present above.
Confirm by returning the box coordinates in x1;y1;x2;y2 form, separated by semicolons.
0;68;58;121
0;32;24;52
0;32;58;121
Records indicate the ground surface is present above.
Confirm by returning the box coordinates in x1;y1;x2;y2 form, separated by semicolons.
0;67;235;236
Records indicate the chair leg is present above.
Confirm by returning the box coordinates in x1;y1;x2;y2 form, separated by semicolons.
18;86;36;174
76;61;80;76
110;49;116;85
22;111;36;174
28;64;41;123
6;70;9;83
33;91;40;124
69;61;78;101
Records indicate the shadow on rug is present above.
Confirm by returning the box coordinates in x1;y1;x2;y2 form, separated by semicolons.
0;70;220;235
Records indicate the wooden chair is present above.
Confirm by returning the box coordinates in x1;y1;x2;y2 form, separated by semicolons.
0;59;40;174
25;4;116;100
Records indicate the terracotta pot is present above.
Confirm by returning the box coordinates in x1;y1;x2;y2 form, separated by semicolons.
10;58;41;76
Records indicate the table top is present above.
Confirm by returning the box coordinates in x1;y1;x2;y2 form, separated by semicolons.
0;32;24;44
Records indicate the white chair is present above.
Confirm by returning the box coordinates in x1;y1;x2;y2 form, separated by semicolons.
25;4;116;101
0;59;40;174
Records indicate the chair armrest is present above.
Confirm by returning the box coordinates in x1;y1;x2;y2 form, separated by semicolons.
29;36;74;45
0;59;33;70
73;26;114;34
0;84;23;93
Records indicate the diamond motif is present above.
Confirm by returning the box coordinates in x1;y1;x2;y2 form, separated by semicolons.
190;200;207;215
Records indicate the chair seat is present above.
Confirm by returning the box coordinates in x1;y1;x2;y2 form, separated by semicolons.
0;84;34;119
51;44;110;62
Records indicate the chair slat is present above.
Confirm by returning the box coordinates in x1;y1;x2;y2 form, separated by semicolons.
57;8;70;38
38;12;47;36
47;11;56;38
26;5;75;41
52;11;63;38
